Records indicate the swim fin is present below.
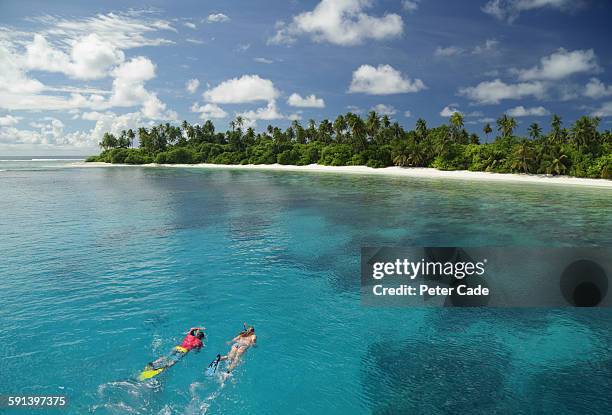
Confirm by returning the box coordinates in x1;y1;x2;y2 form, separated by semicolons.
206;354;221;376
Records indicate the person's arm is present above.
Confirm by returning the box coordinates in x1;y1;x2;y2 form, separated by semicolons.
226;335;240;345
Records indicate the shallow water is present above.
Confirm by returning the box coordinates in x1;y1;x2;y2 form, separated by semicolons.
1;161;612;414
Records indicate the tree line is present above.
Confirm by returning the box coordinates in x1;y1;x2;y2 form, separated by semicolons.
87;111;611;179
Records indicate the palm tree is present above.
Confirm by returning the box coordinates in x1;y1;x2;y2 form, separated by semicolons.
550;114;563;144
235;116;244;131
366;111;380;140
548;154;568;175
415;118;428;142
318;119;333;144
512;140;535;173
528;123;541;140
382;115;391;129
127;129;135;148
333;115;347;143
497;115;516;138
390;122;403;141
448;112;464;143
570;116;600;149
483;123;492;141
99;132;118;150
450;112;464;130
408;143;428;166
347;114;367;152
393;150;409;167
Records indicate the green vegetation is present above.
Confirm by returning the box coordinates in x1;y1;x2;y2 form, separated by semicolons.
88;112;612;179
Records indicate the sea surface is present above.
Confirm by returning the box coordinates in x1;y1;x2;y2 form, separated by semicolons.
1;158;612;414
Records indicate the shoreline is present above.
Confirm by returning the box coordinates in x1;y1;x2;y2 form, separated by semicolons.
80;162;612;189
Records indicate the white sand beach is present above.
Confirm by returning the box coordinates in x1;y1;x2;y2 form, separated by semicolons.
81;162;612;189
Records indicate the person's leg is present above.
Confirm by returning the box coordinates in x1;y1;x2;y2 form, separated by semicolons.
227;345;238;360
227;348;246;372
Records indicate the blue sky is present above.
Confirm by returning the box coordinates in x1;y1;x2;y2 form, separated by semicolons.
1;0;611;155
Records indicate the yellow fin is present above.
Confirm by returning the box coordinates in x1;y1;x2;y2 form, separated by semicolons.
138;367;164;381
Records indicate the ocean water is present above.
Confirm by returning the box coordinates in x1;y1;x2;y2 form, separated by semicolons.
1;159;612;414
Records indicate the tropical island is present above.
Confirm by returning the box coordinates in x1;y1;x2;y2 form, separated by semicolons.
87;111;611;180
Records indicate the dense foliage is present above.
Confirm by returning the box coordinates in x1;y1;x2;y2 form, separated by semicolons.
87;112;612;179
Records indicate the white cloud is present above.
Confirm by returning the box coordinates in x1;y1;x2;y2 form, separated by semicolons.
69;34;125;79
435;39;499;58
472;39;499;55
81;111;106;121
0;43;45;94
466;110;484;117
207;13;230;23
0;52;174;119
592;102;612;117
142;93;175;120
0;91;100;112
25;33;125;80
108;56;155;108
184;22;197;29
0;115;21;126
440;105;461;117
186;78;200;94
238;101;286;126
584;78;612;99
186;38;205;45
505;105;550;117
404;110;412;118
235;43;250;52
191;102;227;119
108;57;176;120
459;79;546;104
254;57;274;64
33;109;169;150
287;93;325;108
84;111;143;147
0;11;182;151
348;64;426;95
434;46;464;57
27;12;175;49
479;117;496;123
0;10;175;121
434;39;499;58
516;48;599;81
288;112;302;121
0;126;40;145
0;117;65;146
370;104;396;116
402;0;420;12
203;75;279;104
268;0;403;46
482;0;579;23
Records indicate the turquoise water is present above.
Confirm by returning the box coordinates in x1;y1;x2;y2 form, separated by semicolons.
1;160;612;414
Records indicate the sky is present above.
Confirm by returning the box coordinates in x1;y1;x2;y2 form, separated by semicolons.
1;0;612;155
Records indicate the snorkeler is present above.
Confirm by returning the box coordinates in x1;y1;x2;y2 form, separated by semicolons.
139;327;206;380
180;327;206;352
218;323;256;373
